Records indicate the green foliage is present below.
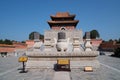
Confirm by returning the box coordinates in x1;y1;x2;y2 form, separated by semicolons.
0;39;13;45
83;29;100;39
108;38;120;43
109;39;113;42
40;34;44;40
90;30;100;39
4;39;12;45
117;38;120;43
21;41;25;43
112;47;120;58
29;32;35;40
0;39;4;44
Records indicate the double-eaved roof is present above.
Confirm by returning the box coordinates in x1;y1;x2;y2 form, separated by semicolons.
47;12;79;28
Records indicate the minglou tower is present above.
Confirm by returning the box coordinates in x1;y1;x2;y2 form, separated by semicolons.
26;12;99;70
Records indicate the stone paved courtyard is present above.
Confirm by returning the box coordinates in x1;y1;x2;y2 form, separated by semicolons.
0;52;120;80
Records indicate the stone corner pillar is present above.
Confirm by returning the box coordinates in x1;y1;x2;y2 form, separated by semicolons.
84;32;92;51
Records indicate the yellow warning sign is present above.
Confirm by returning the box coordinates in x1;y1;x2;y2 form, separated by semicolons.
57;59;70;65
19;56;28;62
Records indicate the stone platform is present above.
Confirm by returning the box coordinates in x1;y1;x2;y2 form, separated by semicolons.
26;51;100;69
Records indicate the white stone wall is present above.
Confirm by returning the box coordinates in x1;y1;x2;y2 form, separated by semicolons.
44;29;83;44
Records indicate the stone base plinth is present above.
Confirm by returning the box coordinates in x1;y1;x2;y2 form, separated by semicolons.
26;51;100;70
26;51;99;57
26;56;100;70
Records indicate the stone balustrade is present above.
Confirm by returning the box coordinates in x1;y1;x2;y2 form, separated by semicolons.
26;51;99;57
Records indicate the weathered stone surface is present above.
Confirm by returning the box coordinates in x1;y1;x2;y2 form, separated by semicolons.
44;30;83;44
26;12;99;69
1;53;120;80
26;59;99;69
53;72;70;80
27;51;99;57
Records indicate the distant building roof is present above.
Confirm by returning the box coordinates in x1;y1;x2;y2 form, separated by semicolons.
99;41;120;51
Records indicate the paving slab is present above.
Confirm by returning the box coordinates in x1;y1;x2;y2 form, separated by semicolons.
53;71;71;80
0;53;120;80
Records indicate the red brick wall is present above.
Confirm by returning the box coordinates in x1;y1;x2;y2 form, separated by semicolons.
51;27;60;30
0;47;15;53
26;40;34;48
66;26;75;30
51;26;75;30
91;39;102;46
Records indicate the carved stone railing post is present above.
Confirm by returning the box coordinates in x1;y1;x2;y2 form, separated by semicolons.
73;38;81;52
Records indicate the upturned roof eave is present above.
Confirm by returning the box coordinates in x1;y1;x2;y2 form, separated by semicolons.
50;15;75;19
47;20;79;24
47;21;79;28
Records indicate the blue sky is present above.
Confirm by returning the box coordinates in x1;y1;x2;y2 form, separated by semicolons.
0;0;120;41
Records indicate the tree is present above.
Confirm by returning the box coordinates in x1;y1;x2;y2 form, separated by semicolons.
40;34;44;40
111;47;120;58
21;41;25;43
90;30;100;39
117;38;120;43
109;39;113;42
0;39;4;44
29;32;35;40
4;39;12;45
0;39;12;45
